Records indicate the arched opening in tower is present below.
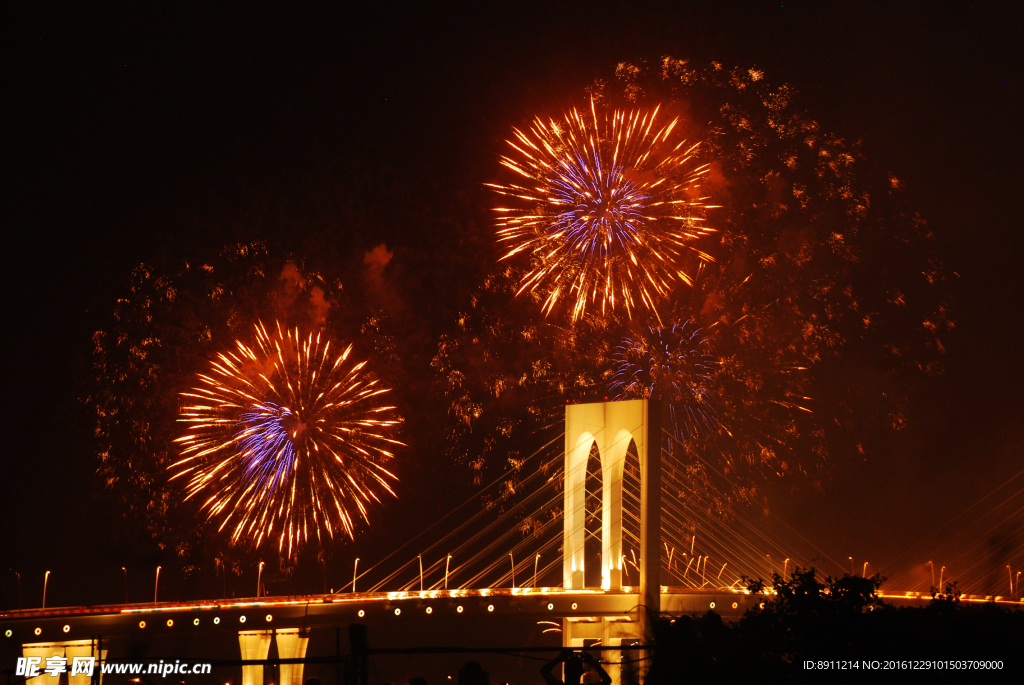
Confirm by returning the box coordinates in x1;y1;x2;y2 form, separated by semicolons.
621;439;642;588
584;441;603;588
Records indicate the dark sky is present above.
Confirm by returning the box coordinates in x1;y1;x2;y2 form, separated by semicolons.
4;2;1023;609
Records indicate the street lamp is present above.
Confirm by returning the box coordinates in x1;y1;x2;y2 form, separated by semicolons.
257;562;265;598
42;571;50;609
217;558;227;600
154;566;161;603
352;558;359;593
445;555;452;590
534;554;540;588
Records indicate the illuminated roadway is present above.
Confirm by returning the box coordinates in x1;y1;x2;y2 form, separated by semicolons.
4;586;1016;645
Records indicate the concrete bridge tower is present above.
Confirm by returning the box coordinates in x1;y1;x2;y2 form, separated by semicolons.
563;399;662;677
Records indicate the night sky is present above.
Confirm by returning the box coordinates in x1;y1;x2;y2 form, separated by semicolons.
4;2;1023;610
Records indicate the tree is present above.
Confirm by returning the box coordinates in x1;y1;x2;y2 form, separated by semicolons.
647;568;1024;680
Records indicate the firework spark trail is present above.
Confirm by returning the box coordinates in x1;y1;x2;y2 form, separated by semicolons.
171;322;403;557
488;99;715;322
609;321;719;439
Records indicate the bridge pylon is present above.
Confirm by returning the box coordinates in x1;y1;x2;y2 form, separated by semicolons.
564;399;661;599
564;399;663;674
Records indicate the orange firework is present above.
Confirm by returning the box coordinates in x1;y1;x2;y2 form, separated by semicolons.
488;99;715;322
170;322;402;557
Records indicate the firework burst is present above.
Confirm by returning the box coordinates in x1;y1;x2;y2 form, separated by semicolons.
488;99;715;322
610;321;718;439
171;322;402;557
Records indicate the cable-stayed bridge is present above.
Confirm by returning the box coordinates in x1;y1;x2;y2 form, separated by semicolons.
3;400;1022;684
